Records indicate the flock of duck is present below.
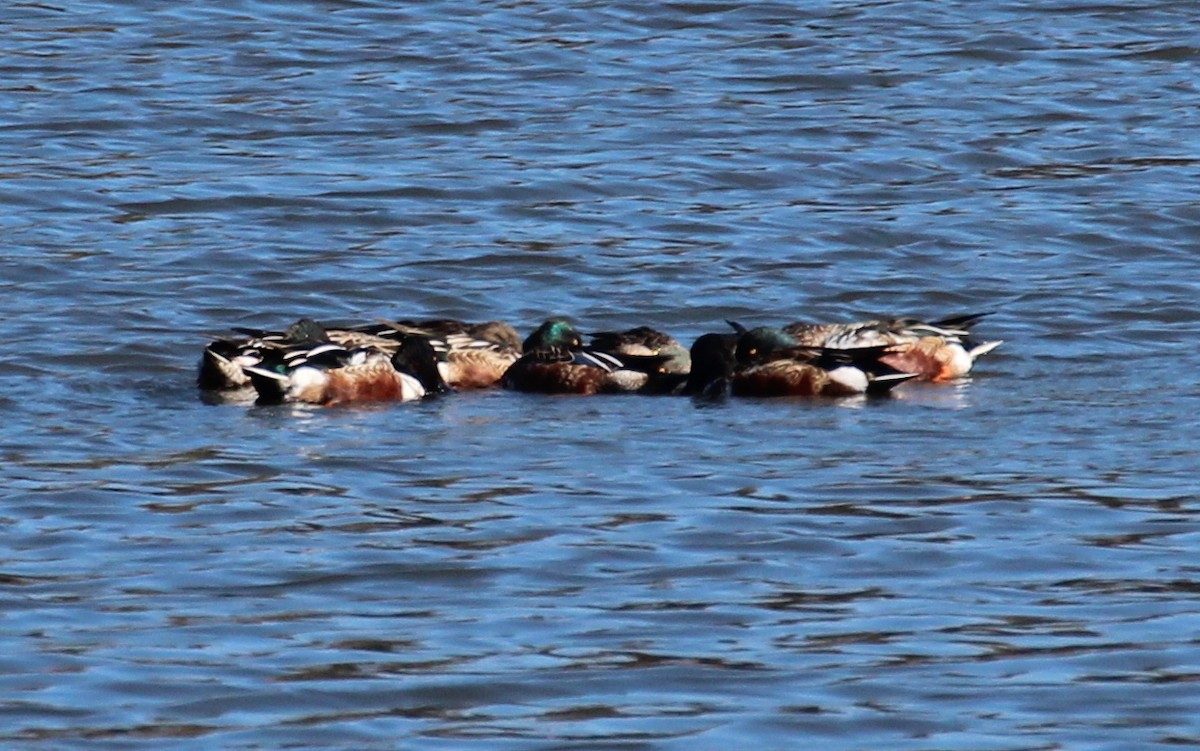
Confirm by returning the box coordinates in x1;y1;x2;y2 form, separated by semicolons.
198;312;1003;406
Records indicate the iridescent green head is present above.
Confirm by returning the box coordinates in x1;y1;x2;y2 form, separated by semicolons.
735;326;797;365
523;318;583;352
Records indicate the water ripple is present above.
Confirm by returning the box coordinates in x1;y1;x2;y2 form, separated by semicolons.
2;0;1199;748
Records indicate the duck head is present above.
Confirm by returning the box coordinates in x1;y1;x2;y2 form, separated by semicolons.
734;326;798;366
391;335;451;395
522;318;584;352
684;333;737;397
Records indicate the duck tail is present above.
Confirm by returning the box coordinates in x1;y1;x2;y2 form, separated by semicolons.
930;311;995;331
867;371;920;395
198;346;240;389
967;339;1003;360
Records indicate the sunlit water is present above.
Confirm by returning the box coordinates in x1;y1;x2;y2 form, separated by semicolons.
3;1;1199;748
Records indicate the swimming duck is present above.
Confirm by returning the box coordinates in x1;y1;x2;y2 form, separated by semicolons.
660;332;738;398
586;325;694;394
588;326;691;373
729;325;917;397
370;319;521;390
402;318;523;353
199;317;520;394
244;333;449;406
198;318;332;393
501;319;671;395
782;313;1002;382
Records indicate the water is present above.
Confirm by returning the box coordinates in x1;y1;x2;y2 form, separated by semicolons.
3;1;1199;748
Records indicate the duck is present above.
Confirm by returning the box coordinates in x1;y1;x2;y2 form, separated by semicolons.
369;319;521;390
781;312;1002;381
501;319;673;395
666;332;739;398
728;325;918;397
586;325;694;394
401;318;523;353
587;326;691;373
198;318;332;393
199;317;521;394
243;333;449;406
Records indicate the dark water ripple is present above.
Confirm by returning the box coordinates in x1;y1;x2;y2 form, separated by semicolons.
3;0;1200;748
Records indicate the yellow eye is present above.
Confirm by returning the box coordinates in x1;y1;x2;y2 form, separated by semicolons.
748;347;757;356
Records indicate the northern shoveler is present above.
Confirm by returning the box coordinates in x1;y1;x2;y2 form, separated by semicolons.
199;317;520;394
673;332;739;398
781;312;1002;382
371;319;521;390
244;333;449;406
502;319;674;395
198;318;333;393
588;326;691;374
408;318;523;353
586;325;693;394
728;325;918;397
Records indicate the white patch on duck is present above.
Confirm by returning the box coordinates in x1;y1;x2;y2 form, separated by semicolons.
826;366;869;393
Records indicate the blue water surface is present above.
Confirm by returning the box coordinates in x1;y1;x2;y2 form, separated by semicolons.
2;1;1199;748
